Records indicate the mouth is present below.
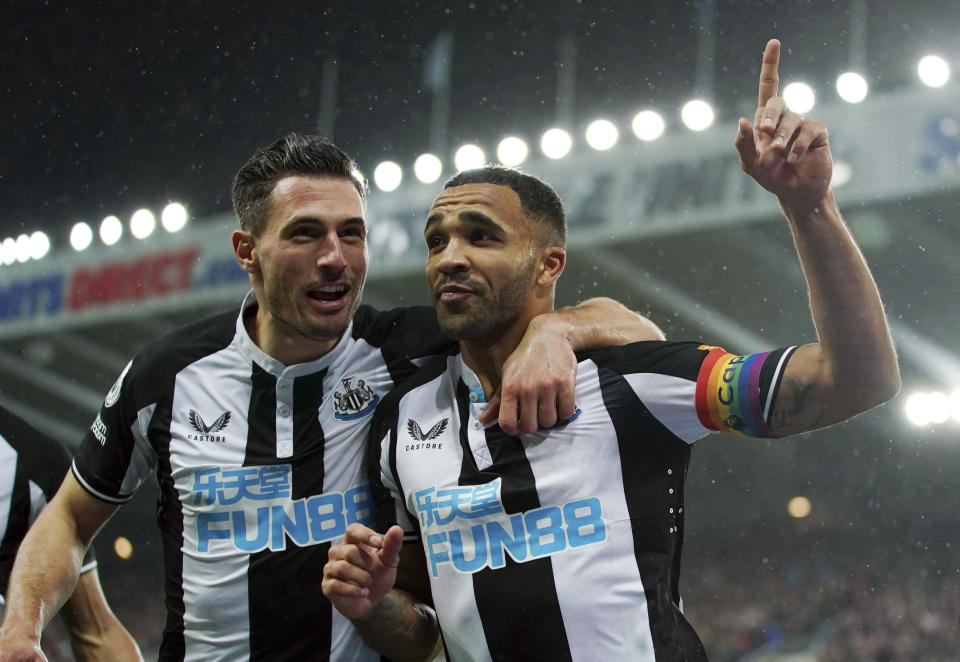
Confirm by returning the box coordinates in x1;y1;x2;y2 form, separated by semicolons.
305;283;350;307
436;282;477;303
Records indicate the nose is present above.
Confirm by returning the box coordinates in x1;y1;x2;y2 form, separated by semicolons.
435;237;470;274
316;233;347;273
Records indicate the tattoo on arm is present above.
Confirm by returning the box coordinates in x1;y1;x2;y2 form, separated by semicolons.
771;376;824;432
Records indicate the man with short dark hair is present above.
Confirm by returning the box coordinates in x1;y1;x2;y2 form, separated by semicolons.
321;39;900;661
0;134;662;661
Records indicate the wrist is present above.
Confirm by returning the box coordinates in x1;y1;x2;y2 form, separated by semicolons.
779;189;836;222
529;311;574;348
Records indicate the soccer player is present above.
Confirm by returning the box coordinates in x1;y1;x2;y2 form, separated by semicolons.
0;136;662;662
321;39;900;661
0;406;142;662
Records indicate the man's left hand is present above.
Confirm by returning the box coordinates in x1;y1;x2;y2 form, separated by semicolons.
735;38;833;212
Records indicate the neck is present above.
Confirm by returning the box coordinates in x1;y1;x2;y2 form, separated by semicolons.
459;305;549;399
244;305;338;366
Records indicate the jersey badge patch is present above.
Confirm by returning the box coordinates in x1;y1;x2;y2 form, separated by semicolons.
407;418;448;441
104;360;132;407
187;409;232;442
333;377;380;421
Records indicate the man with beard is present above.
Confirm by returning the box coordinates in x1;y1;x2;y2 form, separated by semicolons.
321;39;900;661
0;135;662;662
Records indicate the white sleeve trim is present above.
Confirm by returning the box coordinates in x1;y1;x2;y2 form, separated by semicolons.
71;461;134;504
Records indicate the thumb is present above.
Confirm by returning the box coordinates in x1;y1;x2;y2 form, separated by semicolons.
379;525;404;569
478;391;501;425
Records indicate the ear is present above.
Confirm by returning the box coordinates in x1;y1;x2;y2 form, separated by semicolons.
536;246;566;287
232;229;258;275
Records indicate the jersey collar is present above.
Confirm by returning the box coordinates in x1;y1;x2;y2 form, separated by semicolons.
233;290;355;378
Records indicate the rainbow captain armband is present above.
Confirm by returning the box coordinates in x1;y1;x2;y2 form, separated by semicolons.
694;345;797;438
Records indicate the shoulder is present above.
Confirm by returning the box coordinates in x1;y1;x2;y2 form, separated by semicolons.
107;307;239;413
352;304;452;356
371;351;454;432
578;340;711;381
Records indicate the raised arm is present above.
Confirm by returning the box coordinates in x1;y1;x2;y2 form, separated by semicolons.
734;39;900;435
322;524;440;662
488;297;665;434
0;473;120;662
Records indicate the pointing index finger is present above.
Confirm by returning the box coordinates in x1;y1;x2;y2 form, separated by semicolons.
757;38;781;111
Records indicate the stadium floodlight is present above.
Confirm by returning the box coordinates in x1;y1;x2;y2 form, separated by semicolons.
926;391;951;423
70;222;94;252
497;136;528;166
632;110;666;141
161;202;189;233
904;391;952;426
783;82;815;113
100;215;123;246
951;390;960;423
0;237;17;266
29;231;50;260
414;153;443;183
787;496;812;519
832;161;853;188
918;55;950;88
540;128;573;160
454;144;485;171
836;72;868;103
130;208;156;239
373;161;403;192
585;119;619;151
680;99;714;131
15;234;32;263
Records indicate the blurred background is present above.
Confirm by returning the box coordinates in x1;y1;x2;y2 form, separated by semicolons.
2;1;958;659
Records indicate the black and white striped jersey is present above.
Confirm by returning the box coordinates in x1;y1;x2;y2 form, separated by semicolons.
0;406;96;618
372;341;795;662
72;292;450;662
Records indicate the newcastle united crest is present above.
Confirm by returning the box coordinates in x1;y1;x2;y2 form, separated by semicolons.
333;376;380;421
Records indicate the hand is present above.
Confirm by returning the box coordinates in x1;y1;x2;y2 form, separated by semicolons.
322;524;403;621
0;637;48;662
480;316;577;435
735;39;833;212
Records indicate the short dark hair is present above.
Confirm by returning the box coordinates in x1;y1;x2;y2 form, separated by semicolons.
231;133;368;236
443;166;567;246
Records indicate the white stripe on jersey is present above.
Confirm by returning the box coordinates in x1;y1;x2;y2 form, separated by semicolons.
622;372;712;444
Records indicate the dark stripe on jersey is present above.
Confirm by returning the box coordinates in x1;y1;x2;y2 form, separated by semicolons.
457;380;573;662
245;368;341;660
0;461;30;596
597;366;709;662
154;391;187;662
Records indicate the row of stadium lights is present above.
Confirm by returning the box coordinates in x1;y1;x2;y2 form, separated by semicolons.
1;55;952;264
0;203;189;267
371;55;954;192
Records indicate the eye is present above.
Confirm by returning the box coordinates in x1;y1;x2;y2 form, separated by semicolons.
425;233;447;252
471;229;496;243
339;225;366;242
